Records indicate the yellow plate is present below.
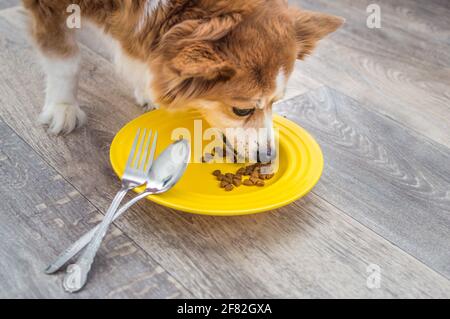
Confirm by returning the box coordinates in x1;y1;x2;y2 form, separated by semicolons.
110;109;323;216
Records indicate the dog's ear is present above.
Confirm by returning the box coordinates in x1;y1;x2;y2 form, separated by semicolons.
162;13;242;80
165;13;243;44
161;13;243;54
169;42;236;80
291;9;344;60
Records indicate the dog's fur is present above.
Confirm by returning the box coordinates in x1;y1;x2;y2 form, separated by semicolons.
23;0;343;157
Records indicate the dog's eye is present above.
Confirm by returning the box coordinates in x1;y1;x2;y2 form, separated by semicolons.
232;107;255;117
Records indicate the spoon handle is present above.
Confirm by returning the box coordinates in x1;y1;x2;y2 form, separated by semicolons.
63;188;130;292
45;191;153;275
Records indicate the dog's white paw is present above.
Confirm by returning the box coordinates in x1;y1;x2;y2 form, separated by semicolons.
134;88;159;112
141;101;159;112
39;102;87;135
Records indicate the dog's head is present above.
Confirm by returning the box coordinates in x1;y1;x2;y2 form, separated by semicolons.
150;1;343;160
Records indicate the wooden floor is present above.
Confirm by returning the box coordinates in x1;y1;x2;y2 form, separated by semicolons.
0;0;449;298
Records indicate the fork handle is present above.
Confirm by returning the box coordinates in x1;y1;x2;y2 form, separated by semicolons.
63;187;130;293
45;191;153;274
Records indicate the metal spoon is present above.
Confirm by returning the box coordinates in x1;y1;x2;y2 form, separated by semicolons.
45;139;190;276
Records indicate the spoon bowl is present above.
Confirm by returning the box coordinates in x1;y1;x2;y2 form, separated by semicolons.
145;139;190;194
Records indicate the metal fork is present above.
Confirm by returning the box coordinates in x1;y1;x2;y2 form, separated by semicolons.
62;128;158;293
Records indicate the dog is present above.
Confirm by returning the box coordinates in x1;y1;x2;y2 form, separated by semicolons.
23;0;343;160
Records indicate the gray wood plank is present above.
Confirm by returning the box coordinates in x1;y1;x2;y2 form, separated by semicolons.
293;0;450;53
288;0;450;148
0;7;449;298
276;87;450;278
0;0;19;10
114;193;450;298
0;119;190;298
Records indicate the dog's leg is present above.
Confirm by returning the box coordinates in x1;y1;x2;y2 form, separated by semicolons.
25;2;86;135
39;53;86;134
114;47;159;112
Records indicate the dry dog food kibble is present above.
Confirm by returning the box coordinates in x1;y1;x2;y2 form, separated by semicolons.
220;181;229;188
212;163;275;191
243;179;254;186
255;180;265;187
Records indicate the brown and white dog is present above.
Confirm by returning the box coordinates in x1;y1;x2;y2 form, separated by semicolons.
23;0;343;159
